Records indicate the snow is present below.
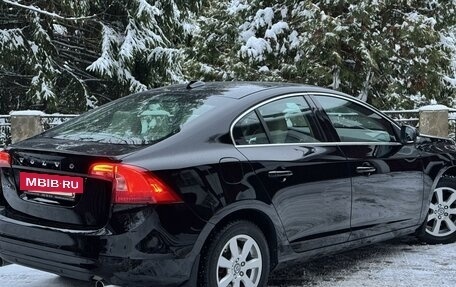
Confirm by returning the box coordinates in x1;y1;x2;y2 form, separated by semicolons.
0;264;116;287
270;236;456;286
227;0;249;15
86;25;118;77
40;82;55;100
9;110;45;116
1;0;456;116
182;21;199;35
52;24;67;36
443;75;456;87
254;8;274;29
0;29;24;49
30;43;38;54
418;104;449;111
264;21;289;40
258;66;269;72
288;31;300;49
296;8;314;19
136;0;161;18
240;37;272;61
1;236;456;286
280;7;288;19
2;0;96;21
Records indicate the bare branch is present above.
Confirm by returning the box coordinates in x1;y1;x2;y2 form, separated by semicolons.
2;0;98;21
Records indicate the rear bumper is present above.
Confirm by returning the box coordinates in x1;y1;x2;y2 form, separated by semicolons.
0;207;204;287
0;235;96;281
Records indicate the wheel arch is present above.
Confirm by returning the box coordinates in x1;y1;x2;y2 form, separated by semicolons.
209;208;279;269
440;166;456;178
420;165;456;223
416;166;456;244
191;201;289;272
431;165;456;191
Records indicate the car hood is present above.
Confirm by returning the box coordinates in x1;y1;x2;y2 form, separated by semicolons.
417;134;456;155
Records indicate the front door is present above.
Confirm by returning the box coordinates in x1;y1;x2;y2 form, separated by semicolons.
312;94;424;239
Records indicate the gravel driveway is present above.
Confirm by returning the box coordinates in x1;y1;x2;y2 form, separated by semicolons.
1;236;455;287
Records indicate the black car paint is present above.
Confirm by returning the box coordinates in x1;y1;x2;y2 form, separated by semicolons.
308;95;425;239
0;82;455;286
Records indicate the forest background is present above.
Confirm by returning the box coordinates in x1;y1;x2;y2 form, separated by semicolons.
1;0;456;114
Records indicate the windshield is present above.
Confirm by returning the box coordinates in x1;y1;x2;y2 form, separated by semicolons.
42;91;232;145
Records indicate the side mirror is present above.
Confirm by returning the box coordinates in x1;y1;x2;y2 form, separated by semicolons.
400;125;418;144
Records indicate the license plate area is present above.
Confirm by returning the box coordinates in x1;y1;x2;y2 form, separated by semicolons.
19;172;84;202
23;191;77;202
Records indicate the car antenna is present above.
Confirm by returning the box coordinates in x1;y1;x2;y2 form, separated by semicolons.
186;81;205;89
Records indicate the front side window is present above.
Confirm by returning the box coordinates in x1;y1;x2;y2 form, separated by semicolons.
316;95;397;143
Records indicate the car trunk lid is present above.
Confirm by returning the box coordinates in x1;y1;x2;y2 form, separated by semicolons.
1;148;116;229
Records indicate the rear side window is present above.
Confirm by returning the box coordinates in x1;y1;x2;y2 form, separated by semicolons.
258;96;319;143
316;96;397;142
233;96;320;145
43;92;232;145
233;111;268;145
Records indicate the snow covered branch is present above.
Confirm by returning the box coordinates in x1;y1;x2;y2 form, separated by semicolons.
2;0;97;21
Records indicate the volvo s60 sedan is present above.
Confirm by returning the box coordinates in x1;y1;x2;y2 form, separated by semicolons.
1;82;456;287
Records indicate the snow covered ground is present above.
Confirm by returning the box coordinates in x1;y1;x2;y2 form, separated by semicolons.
0;235;455;287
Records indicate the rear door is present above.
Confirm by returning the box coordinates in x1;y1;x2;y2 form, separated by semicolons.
232;94;352;252
311;94;424;239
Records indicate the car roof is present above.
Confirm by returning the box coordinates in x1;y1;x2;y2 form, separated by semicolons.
155;81;349;100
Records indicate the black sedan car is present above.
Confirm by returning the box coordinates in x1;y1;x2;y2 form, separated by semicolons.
1;82;456;287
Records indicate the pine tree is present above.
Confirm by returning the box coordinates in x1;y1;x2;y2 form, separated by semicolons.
0;0;201;114
185;0;301;81
1;0;455;113
187;0;456;110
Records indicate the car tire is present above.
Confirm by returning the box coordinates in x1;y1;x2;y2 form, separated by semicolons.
417;177;456;244
199;220;270;287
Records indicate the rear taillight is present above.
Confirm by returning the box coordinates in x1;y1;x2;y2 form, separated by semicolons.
89;163;182;204
0;151;11;167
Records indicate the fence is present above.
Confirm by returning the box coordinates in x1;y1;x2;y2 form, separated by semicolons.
40;114;79;130
383;109;456;140
0;114;77;148
0;115;11;147
1;109;456;147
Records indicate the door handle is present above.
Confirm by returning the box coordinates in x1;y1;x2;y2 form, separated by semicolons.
356;166;376;174
268;170;293;178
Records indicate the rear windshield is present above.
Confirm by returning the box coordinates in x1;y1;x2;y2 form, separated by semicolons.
42;91;232;145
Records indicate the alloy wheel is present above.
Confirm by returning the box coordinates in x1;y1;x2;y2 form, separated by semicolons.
426;186;456;237
216;234;263;287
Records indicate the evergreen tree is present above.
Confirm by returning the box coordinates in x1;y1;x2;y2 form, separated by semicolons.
1;0;455;114
187;0;456;109
0;0;200;114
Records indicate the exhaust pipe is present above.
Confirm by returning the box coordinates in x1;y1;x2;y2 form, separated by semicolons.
94;279;108;287
93;277;109;287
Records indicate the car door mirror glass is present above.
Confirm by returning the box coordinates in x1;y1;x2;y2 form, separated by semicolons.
400;125;418;144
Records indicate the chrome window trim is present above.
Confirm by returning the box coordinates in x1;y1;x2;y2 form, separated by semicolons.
230;93;310;146
230;92;402;147
235;142;403;148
